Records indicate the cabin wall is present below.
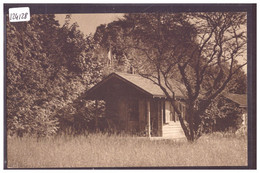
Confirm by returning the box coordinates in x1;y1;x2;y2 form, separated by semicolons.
150;100;157;136
165;101;172;123
106;97;189;137
157;100;163;137
118;97;128;131
165;100;177;122
164;100;187;123
178;101;187;121
105;97;121;131
106;96;147;134
241;108;247;125
149;99;163;137
138;99;147;134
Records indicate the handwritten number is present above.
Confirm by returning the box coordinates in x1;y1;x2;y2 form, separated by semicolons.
10;12;28;21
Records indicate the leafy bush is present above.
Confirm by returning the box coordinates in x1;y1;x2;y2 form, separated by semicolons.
57;100;105;135
9;106;59;138
202;96;244;133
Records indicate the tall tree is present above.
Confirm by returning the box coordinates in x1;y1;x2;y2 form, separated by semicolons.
93;13;247;141
6;14;102;137
135;13;246;141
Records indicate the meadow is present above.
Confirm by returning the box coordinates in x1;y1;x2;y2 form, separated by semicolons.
7;132;248;168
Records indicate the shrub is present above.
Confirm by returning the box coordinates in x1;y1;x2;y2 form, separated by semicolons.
9;106;59;138
203;96;244;133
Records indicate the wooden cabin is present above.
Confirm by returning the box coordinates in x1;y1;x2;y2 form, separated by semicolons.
85;72;187;138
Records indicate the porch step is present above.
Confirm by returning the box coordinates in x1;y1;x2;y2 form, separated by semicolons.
162;123;185;138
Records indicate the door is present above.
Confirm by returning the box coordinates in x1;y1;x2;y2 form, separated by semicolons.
127;98;139;132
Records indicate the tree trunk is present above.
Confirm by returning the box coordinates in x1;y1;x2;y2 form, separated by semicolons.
187;104;198;142
171;99;201;142
170;100;192;141
188;107;195;142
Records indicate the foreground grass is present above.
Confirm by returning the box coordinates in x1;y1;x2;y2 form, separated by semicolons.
7;133;247;168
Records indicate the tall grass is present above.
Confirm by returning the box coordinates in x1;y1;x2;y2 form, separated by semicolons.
7;133;247;168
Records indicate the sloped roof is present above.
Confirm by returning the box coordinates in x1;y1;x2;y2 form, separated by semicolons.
223;93;247;108
85;72;186;99
115;72;166;97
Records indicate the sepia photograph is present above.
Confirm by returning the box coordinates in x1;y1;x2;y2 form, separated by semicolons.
4;4;256;169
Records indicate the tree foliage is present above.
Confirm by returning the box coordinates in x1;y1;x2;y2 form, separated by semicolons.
6;14;103;137
204;96;244;133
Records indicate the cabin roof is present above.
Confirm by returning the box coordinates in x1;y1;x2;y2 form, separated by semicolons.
223;93;247;108
85;72;186;99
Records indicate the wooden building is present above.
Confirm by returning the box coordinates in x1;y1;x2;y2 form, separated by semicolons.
85;72;187;138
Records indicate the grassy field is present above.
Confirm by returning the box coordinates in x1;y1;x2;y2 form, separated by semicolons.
7;133;247;168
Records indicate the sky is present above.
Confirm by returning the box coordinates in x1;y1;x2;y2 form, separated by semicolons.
55;13;125;36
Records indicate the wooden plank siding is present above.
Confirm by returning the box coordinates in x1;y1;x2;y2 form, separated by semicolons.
138;98;146;134
165;101;171;123
118;97;127;131
146;99;163;137
150;99;157;136
102;96;187;138
147;100;151;137
157;100;163;137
